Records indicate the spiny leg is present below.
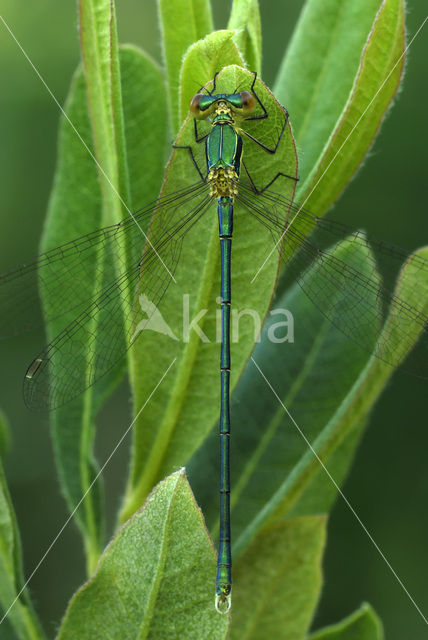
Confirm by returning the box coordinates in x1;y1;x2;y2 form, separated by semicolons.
241;71;290;155
197;71;219;96
172;143;207;183
207;71;219;95
242;159;299;195
193;117;210;144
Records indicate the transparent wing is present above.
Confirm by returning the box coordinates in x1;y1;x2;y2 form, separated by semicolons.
13;182;212;410
0;181;207;338
237;180;428;377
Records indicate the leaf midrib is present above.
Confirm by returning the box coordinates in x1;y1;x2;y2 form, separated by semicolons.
131;209;219;500
294;2;346;146
137;474;181;640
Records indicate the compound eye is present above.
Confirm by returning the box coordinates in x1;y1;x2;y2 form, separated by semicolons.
190;94;205;117
239;91;256;113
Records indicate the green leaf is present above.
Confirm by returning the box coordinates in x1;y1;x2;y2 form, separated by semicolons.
189;237;376;536
188;238;428;557
121;65;298;522
47;0;130;572
79;0;131;223
231;517;326;639
158;0;213;134
376;246;428;369
42;43;167;571
234;245;428;553
309;603;384;639
56;470;229;640
179;30;244;127
275;0;405;214
228;0;262;73
288;416;368;518
0;462;45;639
120;46;169;210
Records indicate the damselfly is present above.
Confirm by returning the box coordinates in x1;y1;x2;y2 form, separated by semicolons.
1;66;427;613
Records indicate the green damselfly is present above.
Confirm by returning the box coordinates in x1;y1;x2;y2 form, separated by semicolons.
1;66;427;613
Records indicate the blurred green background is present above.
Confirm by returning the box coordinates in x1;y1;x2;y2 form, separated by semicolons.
0;1;426;638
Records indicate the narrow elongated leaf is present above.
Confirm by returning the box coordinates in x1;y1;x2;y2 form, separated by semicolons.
158;0;213;134
0;461;45;640
44;0;131;570
188;239;428;555
310;603;384;639
231;517;326;640
121;65;298;522
275;0;405;214
57;470;229;640
79;0;131;224
42;44;167;569
179;31;244;126
275;0;381;184
235;246;428;553
288;416;368;518
189;238;376;534
228;0;262;73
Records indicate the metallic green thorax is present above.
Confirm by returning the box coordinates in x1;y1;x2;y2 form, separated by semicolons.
207;103;242;200
208;112;242;174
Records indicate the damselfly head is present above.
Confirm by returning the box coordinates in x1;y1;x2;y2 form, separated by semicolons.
190;90;256;120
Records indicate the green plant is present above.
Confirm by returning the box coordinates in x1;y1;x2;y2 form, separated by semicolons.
1;0;427;638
